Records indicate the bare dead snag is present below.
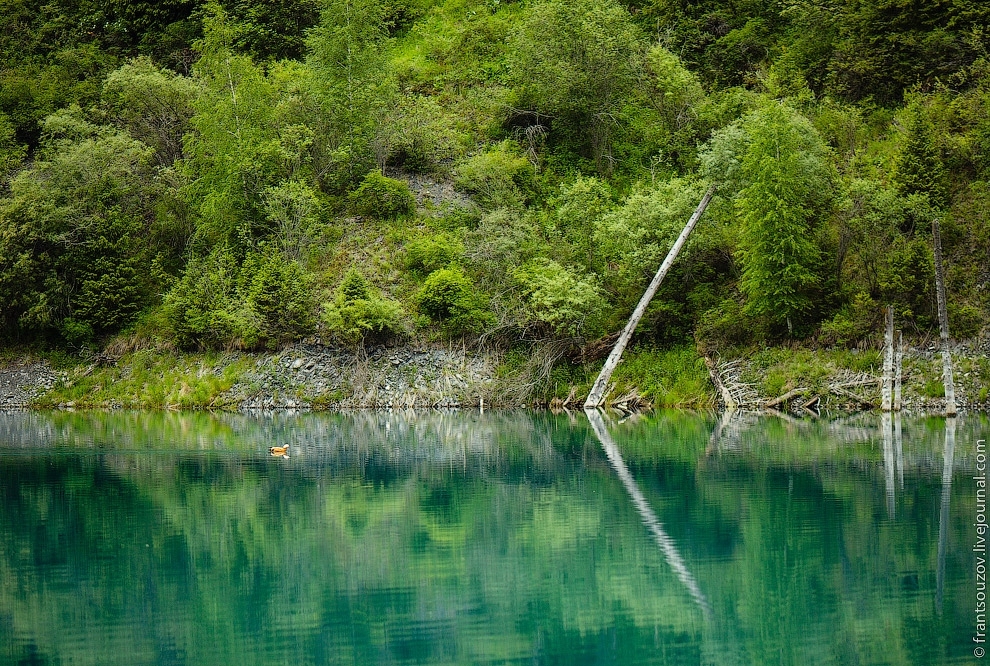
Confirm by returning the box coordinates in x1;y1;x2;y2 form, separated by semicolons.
932;218;957;416
585;186;716;408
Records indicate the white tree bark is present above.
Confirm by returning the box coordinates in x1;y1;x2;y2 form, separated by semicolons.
893;330;903;412
932;218;957;416
585;186;716;408
882;305;894;411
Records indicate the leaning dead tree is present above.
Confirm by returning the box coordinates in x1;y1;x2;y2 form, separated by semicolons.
932;218;957;416
585;185;716;408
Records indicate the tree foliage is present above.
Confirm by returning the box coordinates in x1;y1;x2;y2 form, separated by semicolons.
703;103;836;333
0;0;986;352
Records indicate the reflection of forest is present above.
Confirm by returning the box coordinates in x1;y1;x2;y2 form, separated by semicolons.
0;411;981;665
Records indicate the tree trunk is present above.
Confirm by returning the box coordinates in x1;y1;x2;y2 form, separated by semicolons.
881;305;893;411
585;186;716;408
893;331;903;412
703;355;736;409
932;218;957;416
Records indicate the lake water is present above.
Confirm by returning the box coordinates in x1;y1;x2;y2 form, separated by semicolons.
0;410;985;665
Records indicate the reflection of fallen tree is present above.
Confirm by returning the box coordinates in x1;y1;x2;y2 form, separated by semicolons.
586;409;713;619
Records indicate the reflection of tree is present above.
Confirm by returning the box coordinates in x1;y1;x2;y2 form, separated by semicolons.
883;412;895;519
0;411;977;665
936;416;956;615
586;408;712;618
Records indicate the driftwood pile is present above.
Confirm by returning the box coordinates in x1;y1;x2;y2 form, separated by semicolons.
704;356;883;413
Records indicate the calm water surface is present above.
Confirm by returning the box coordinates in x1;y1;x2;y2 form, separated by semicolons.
0;410;985;665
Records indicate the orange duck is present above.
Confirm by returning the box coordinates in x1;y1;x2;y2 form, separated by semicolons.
269;445;289;458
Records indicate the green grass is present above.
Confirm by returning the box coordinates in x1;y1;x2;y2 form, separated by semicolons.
32;350;253;410
922;379;945;398
610;346;714;408
739;347;884;399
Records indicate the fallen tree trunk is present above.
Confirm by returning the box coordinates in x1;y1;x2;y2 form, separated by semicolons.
764;387;809;409
704;355;737;409
585;186;716;408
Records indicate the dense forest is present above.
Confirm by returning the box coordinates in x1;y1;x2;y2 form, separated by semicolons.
0;0;988;365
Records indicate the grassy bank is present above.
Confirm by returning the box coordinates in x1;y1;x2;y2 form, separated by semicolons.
32;351;253;410
13;339;990;412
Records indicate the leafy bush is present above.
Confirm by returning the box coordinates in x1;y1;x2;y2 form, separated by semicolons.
464;209;544;288
348;170;416;218
819;291;878;346
162;246;245;349
696;297;760;347
551;176;613;270
948;303;983;339
416;267;490;334
513;259;606;338
406;232;464;273
321;268;407;344
374;94;464;173
453;141;535;209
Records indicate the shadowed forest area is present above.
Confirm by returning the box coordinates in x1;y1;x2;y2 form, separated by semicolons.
0;0;988;403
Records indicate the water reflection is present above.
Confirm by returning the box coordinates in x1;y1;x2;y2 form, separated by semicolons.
586;409;712;618
0;409;984;665
937;416;957;615
880;412;897;520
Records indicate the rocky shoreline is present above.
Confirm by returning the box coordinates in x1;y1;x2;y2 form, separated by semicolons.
0;343;500;412
0;361;61;410
222;343;498;410
1;340;987;413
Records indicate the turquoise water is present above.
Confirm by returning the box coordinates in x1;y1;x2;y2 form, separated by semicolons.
0;410;984;665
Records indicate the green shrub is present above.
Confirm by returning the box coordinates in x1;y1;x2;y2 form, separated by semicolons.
948;303;983;339
696;297;760;347
338;267;371;302
241;249;316;348
59;318;95;347
513;258;605;338
453;141;535;210
416;266;490;334
322;268;407;344
348;170;416;219
162;246;243;349
819;291;878;346
406;232;465;273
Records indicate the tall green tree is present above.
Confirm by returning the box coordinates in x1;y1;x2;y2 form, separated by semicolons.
511;0;644;173
892;103;948;208
306;0;393;188
0;107;157;341
703;103;836;335
182;3;315;250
